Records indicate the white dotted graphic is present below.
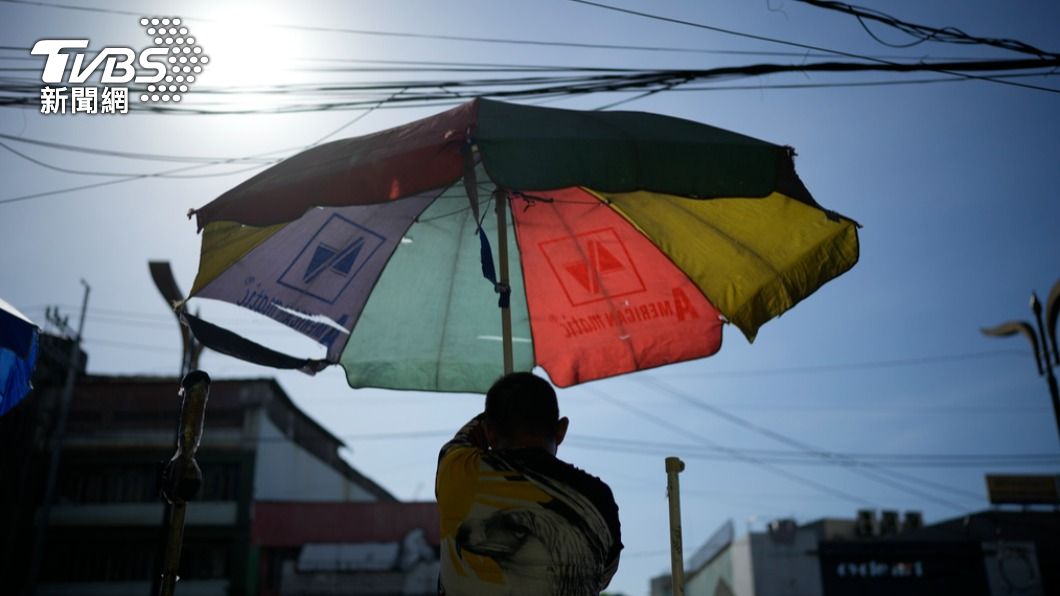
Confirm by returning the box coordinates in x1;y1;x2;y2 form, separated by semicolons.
139;16;207;104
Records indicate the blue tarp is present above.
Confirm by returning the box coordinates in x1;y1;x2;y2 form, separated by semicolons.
0;298;39;416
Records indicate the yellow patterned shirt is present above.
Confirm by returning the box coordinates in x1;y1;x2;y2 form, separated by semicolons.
436;414;622;596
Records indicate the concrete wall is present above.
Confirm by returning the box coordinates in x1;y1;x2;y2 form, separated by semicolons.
252;410;377;502
748;528;822;596
686;548;736;596
731;536;755;596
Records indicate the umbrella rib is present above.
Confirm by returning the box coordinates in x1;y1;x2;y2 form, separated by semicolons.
650;197;789;321
561;193;642;371
664;197;782;277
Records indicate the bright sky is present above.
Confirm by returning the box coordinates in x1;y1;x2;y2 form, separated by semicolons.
2;1;1059;594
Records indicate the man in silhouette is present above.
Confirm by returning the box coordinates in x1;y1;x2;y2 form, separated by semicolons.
436;372;622;595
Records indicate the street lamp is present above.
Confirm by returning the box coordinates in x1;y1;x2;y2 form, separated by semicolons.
981;280;1060;441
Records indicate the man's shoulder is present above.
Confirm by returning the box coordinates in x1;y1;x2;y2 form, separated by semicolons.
498;449;616;505
555;457;616;500
504;450;623;559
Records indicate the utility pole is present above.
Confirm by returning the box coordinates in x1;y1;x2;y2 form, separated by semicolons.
982;280;1060;442
25;280;90;596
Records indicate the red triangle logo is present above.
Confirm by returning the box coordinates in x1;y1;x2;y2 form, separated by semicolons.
564;262;595;293
592;241;624;274
563;241;627;294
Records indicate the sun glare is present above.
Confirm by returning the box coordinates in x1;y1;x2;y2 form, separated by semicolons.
190;4;312;109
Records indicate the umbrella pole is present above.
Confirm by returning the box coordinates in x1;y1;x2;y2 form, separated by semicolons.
666;457;686;596
495;191;513;374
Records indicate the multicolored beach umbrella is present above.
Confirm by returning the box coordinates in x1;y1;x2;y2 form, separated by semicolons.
184;98;859;393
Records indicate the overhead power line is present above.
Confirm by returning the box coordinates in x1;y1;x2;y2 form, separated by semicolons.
0;175;156;206
0;140;275;179
585;387;876;507
0;89;399;205
2;57;1056;118
567;0;1060;95
670;72;1058;92
793;0;1059;59
51;426;1054;474
670;349;1031;378
631;376;984;506
590;382;986;511
2;58;1058;95
0;0;795;56
0;0;1038;68
0;132;275;164
566;436;1060;468
0;43;1018;67
3;0;1055;95
280;53;1013;67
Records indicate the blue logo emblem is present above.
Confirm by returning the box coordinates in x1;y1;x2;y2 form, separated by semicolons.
277;214;386;304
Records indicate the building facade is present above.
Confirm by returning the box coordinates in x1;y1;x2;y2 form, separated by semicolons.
654;509;1059;596
0;338;440;595
253;501;440;596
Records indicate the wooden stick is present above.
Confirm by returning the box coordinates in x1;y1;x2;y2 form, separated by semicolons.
158;503;187;596
158;372;210;596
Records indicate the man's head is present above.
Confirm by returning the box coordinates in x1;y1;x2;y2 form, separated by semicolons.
484;372;569;455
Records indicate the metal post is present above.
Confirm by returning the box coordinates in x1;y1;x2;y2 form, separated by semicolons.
1031;294;1060;439
1046;371;1060;442
26;280;89;596
158;370;211;596
495;191;513;375
665;456;686;596
982;281;1060;442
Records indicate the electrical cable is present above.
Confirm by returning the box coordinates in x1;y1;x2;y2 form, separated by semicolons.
0;140;280;178
567;0;1060;95
2;58;1057;118
0;132;276;164
0;44;1023;70
0;88;399;205
0;0;782;56
584;386;876;506
670;71;1059;91
632;376;987;505
792;0;1059;59
567;435;1059;467
665;349;1031;378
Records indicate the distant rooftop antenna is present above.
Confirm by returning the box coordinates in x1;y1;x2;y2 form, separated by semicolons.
855;509;876;537
903;511;923;532
879;510;899;536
